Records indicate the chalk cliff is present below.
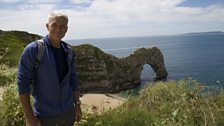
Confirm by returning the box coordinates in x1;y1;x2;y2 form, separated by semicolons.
73;44;168;93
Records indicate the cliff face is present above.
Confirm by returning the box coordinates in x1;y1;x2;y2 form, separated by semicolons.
73;44;168;93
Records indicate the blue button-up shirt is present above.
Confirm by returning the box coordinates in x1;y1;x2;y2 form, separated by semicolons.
17;35;79;117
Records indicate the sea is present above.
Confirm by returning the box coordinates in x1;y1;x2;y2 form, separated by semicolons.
67;32;224;88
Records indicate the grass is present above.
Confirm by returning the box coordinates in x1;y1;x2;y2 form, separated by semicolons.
0;33;26;66
0;64;17;86
0;80;25;126
81;79;224;126
82;107;154;126
0;30;41;66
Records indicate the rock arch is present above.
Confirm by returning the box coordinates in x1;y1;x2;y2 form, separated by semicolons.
74;44;168;93
125;47;168;82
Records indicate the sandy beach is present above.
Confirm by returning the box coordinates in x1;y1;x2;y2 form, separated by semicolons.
0;87;127;114
80;93;127;114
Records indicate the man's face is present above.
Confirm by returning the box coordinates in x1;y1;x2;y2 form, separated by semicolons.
46;17;68;42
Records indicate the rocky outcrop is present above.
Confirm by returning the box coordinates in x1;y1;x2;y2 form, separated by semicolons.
73;44;168;93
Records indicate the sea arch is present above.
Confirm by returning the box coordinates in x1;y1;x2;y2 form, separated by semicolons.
74;45;168;93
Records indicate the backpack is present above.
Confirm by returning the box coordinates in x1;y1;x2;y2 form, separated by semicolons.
30;39;74;95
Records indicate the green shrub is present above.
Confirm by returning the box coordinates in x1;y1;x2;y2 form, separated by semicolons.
0;80;25;126
0;64;17;86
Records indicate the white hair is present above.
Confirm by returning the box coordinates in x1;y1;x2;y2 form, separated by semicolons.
47;11;68;24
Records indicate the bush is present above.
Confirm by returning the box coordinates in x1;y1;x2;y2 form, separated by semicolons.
0;64;17;86
136;79;224;125
85;107;153;126
0;80;25;126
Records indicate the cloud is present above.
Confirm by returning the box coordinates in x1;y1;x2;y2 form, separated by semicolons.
26;0;62;4
0;0;21;3
0;0;224;39
66;0;224;31
69;0;92;4
63;0;223;28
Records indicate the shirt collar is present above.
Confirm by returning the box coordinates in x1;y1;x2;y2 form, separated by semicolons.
43;35;68;52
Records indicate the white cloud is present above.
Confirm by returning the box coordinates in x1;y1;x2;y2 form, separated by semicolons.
0;0;224;39
84;0;224;22
0;0;21;3
26;0;62;4
70;0;92;4
0;4;55;36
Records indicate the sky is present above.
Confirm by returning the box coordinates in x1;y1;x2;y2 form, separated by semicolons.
0;0;224;40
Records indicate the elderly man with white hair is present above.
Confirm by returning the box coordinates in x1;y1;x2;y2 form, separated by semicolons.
17;11;82;126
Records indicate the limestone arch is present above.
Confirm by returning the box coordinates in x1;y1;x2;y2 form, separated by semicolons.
74;44;168;92
126;47;168;82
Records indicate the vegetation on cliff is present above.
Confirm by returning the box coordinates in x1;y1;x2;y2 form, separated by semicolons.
0;30;41;67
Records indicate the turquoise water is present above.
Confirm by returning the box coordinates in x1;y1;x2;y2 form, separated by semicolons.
68;33;224;87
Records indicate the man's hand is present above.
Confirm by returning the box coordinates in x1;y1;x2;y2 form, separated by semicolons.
73;91;82;122
74;104;82;122
26;115;41;126
19;93;41;126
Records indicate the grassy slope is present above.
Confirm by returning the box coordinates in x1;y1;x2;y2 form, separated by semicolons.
0;30;41;67
0;30;41;86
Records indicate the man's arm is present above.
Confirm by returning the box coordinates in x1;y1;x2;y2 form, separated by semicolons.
19;93;40;126
73;91;80;104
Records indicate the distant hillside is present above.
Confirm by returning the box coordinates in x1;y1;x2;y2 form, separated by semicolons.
0;30;41;66
184;31;224;35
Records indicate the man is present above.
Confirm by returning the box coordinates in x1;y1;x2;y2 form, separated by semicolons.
17;11;82;126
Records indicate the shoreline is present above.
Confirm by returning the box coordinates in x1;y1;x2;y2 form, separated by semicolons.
80;93;127;114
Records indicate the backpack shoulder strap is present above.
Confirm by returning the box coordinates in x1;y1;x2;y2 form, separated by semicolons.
31;39;45;95
36;39;45;63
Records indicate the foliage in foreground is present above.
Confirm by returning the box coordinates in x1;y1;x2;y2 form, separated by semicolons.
83;79;224;126
0;64;17;86
1;78;224;126
0;80;25;126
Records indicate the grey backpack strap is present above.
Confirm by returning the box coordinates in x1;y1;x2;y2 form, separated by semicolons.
31;39;45;95
36;39;45;63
